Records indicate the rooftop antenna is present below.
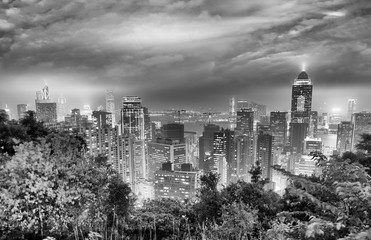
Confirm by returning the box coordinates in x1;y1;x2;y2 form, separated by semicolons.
302;62;306;72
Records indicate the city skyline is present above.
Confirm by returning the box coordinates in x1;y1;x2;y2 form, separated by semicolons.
1;1;371;113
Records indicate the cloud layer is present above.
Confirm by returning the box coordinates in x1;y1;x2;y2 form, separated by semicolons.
0;0;371;112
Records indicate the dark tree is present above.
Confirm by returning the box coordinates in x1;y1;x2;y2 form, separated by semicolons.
194;172;222;223
356;133;371;154
249;161;262;183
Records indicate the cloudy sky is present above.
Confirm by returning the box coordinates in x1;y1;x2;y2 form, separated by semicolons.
0;0;370;114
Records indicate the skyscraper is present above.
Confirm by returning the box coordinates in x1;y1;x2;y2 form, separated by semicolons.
213;129;235;184
291;71;312;123
121;96;145;140
256;131;273;181
106;90;116;127
148;138;186;180
235;134;256;181
236;109;254;134
347;99;357;121
336;121;353;153
270;111;288;149
17;104;28;120
121;96;146;184
57;94;67;122
199;124;220;172
35;83;57;123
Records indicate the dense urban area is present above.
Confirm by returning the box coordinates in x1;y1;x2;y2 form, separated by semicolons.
0;70;371;239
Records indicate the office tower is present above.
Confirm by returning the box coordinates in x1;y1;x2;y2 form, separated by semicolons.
106;90;116;127
213;129;235;185
303;137;322;154
143;107;152;141
57;95;67;122
154;163;199;201
352;112;371;150
235;134;256;181
236;109;254;134
309;111;318;137
270;111;288;149
291;71;312;123
121;96;145;140
148;138;186;180
229;97;236;118
162;123;184;143
347;99;357;121
35;84;57;123
17;104;28;120
256;131;273;181
336;121;353;153
290;122;309;154
199;124;220;171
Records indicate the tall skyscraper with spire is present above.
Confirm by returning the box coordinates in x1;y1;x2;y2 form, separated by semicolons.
289;70;313;154
291;71;313;123
106;90;115;127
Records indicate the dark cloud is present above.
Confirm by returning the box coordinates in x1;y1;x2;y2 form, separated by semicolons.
0;0;371;113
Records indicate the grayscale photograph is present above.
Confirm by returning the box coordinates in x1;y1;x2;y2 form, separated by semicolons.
0;0;370;239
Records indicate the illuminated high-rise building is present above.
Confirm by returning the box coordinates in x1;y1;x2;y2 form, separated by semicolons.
57;94;67;122
270;111;288;149
199;124;220;172
352;112;371;151
212;129;235;184
106;90;116;127
291;71;312;123
309;111;318;137
121;96;146;184
235;134;256;181
336;121;353;153
17;104;28;120
236;109;254;134
347;99;357;121
121;96;145;139
148;138;186;180
256;130;273;181
143;107;152;141
229;97;236;116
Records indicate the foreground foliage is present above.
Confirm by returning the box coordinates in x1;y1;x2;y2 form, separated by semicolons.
0;115;370;239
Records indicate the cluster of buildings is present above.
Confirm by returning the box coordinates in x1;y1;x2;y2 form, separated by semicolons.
1;70;370;201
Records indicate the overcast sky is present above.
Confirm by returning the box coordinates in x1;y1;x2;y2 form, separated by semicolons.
0;0;370;114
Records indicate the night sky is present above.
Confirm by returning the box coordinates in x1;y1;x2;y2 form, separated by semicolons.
0;0;370;114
